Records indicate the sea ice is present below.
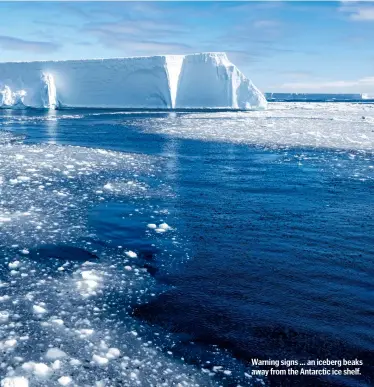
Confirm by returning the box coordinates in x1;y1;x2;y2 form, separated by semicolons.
125;250;137;258
134;102;374;151
158;223;172;230
8;261;20;269
0;377;29;387
32;304;47;315
57;376;72;386
0;311;10;323
0;132;249;387
45;347;68;360
106;347;121;359
32;363;52;378
92;354;109;366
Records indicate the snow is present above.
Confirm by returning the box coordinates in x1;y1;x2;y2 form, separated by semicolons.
0;53;266;110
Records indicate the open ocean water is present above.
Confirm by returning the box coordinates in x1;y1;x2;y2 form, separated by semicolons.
0;101;373;387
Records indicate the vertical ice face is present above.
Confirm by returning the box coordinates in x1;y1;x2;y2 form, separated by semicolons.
175;53;232;109
164;56;184;109
0;85;13;106
174;53;267;110
0;85;26;108
232;67;268;110
41;73;58;109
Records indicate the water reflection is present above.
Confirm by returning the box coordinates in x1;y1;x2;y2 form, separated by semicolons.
46;109;58;144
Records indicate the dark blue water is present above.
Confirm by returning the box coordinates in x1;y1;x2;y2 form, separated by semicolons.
1;108;374;386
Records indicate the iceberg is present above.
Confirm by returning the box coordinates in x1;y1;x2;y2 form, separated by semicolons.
361;93;374;100
0;53;266;110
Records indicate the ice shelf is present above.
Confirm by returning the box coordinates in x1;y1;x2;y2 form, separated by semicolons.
0;53;267;110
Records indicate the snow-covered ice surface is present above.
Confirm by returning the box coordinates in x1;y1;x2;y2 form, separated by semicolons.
130;102;374;151
0;127;263;386
0;53;266;110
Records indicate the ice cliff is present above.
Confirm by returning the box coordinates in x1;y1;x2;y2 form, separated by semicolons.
0;52;267;110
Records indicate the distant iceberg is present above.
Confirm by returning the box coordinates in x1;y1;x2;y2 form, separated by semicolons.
0;53;266;110
361;93;374;100
265;93;363;102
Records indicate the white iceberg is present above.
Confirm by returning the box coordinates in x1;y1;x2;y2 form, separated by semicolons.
0;52;266;110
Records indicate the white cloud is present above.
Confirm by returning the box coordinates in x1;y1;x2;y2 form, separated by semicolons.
340;3;374;21
0;35;60;53
253;20;280;29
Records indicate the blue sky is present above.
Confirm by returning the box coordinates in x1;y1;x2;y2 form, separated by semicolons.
0;1;373;93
